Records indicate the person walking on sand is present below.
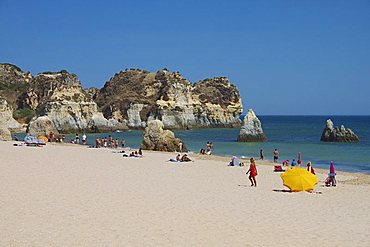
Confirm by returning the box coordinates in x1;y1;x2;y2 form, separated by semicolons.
246;158;258;187
260;149;264;160
121;137;125;148
273;148;279;163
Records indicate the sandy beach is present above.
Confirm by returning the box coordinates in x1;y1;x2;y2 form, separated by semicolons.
1;141;370;246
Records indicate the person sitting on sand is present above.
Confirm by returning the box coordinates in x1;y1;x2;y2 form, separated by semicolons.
246;158;257;187
200;148;206;155
306;161;315;175
168;154;181;162
228;156;242;166
291;159;297;167
325;161;337;187
180;154;192;162
138;148;143;156
282;160;289;166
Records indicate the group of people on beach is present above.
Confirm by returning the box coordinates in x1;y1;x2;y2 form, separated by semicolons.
200;141;213;155
247;147;337;188
48;132;66;143
95;135;125;149
122;148;143;158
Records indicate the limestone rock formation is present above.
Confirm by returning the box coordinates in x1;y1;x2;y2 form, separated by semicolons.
0;127;12;141
320;119;359;142
237;109;267;142
95;69;242;129
26;71;126;134
0;63;32;108
0;97;23;131
27;116;58;136
141;120;186;152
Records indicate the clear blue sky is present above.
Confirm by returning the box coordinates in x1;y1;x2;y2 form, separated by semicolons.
1;0;369;115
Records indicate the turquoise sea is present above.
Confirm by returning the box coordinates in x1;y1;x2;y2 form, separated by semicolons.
16;116;370;174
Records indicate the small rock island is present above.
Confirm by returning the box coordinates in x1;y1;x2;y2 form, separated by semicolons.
320;119;359;142
237;109;267;142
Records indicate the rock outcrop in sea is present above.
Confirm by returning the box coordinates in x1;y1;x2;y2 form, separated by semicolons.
25;70;126;135
141;120;186;152
320;119;359;142
237;109;267;142
95;68;243;129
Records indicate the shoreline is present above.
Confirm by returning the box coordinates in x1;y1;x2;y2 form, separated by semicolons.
10;139;370;184
188;150;370;185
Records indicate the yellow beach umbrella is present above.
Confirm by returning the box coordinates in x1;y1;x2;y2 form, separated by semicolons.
37;135;48;143
280;167;318;192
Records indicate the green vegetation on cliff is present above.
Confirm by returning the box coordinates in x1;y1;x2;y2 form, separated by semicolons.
13;108;36;124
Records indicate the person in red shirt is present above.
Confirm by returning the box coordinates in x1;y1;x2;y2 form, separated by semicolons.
49;132;54;142
246;158;258;187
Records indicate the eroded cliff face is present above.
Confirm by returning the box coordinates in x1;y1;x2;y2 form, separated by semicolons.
96;69;243;129
26;71;126;134
0;63;32;108
0;97;23;131
1;64;244;132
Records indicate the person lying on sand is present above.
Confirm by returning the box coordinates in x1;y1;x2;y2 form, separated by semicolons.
169;154;181;162
180;154;192;162
168;154;192;162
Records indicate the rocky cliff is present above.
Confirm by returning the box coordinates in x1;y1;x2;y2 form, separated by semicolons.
0;63;34;124
95;69;242;129
320;119;359;142
0;63;32;108
26;71;126;134
237;109;267;142
0;97;23;131
1;64;245;133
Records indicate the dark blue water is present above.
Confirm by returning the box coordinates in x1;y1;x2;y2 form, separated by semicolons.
15;116;370;173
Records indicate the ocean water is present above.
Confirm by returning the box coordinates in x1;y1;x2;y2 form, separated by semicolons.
15;116;370;174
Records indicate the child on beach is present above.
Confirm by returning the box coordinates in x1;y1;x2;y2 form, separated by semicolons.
246;158;257;187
